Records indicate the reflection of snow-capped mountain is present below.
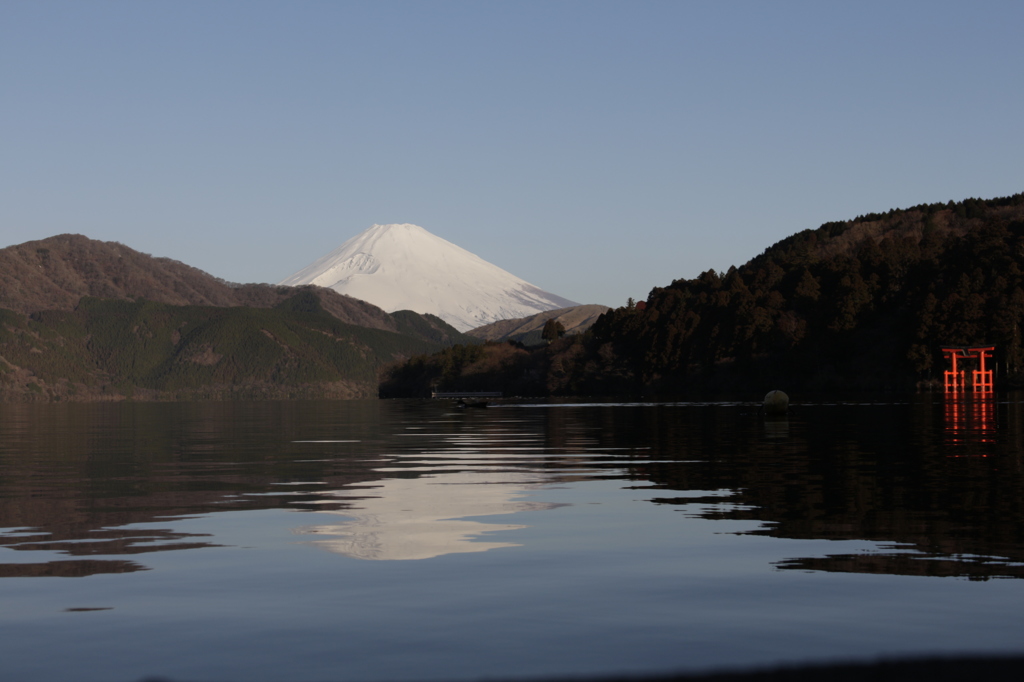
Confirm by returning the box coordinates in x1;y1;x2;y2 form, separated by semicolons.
295;471;554;561
279;223;578;332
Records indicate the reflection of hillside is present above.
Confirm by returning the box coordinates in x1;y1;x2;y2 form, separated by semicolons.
775;551;1024;580
633;395;1024;581
296;472;555;560
5;397;1024;583
0;401;580;576
0;401;396;577
0;559;146;578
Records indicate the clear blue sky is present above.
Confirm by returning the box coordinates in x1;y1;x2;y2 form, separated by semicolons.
3;1;1022;307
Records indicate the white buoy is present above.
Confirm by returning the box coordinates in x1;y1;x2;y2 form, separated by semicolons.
763;390;789;415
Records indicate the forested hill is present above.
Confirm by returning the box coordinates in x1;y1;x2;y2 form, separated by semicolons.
593;193;1024;392
0;234;475;401
381;193;1024;397
0;293;465;401
0;233;463;342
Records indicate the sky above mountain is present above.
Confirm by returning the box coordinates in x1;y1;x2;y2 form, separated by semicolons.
2;1;1022;308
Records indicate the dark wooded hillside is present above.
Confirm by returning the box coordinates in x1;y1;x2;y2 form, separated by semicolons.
593;193;1024;392
0;293;459;401
382;193;1024;397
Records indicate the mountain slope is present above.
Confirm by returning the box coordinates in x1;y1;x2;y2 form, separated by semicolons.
280;223;579;332
0;293;457;401
0;234;470;346
1;233;262;312
0;234;481;401
466;304;611;345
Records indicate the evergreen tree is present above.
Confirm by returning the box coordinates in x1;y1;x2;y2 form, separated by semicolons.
542;318;566;342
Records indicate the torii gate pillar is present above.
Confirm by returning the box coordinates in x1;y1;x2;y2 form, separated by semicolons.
942;348;965;392
972;346;995;392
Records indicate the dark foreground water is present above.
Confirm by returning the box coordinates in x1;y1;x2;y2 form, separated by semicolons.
2;395;1024;681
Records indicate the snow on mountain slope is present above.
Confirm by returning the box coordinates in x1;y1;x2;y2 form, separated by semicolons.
279;224;579;332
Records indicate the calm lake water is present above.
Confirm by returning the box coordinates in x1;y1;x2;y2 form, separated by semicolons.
2;395;1024;681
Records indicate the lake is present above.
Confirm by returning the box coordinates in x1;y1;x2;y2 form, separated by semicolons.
2;395;1024;681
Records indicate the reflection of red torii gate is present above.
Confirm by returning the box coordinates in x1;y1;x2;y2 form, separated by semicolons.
941;346;995;392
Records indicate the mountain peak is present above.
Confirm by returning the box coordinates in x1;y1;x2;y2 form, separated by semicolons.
280;224;578;331
364;223;427;238
373;223;422;231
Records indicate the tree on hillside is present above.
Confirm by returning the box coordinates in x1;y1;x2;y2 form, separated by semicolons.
542;318;566;342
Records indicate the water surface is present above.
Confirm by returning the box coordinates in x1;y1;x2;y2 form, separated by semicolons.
1;395;1023;681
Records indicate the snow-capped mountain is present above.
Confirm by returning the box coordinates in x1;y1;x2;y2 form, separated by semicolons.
279;224;579;332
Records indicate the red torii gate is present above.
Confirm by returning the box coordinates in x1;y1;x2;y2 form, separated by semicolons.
941;346;995;392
